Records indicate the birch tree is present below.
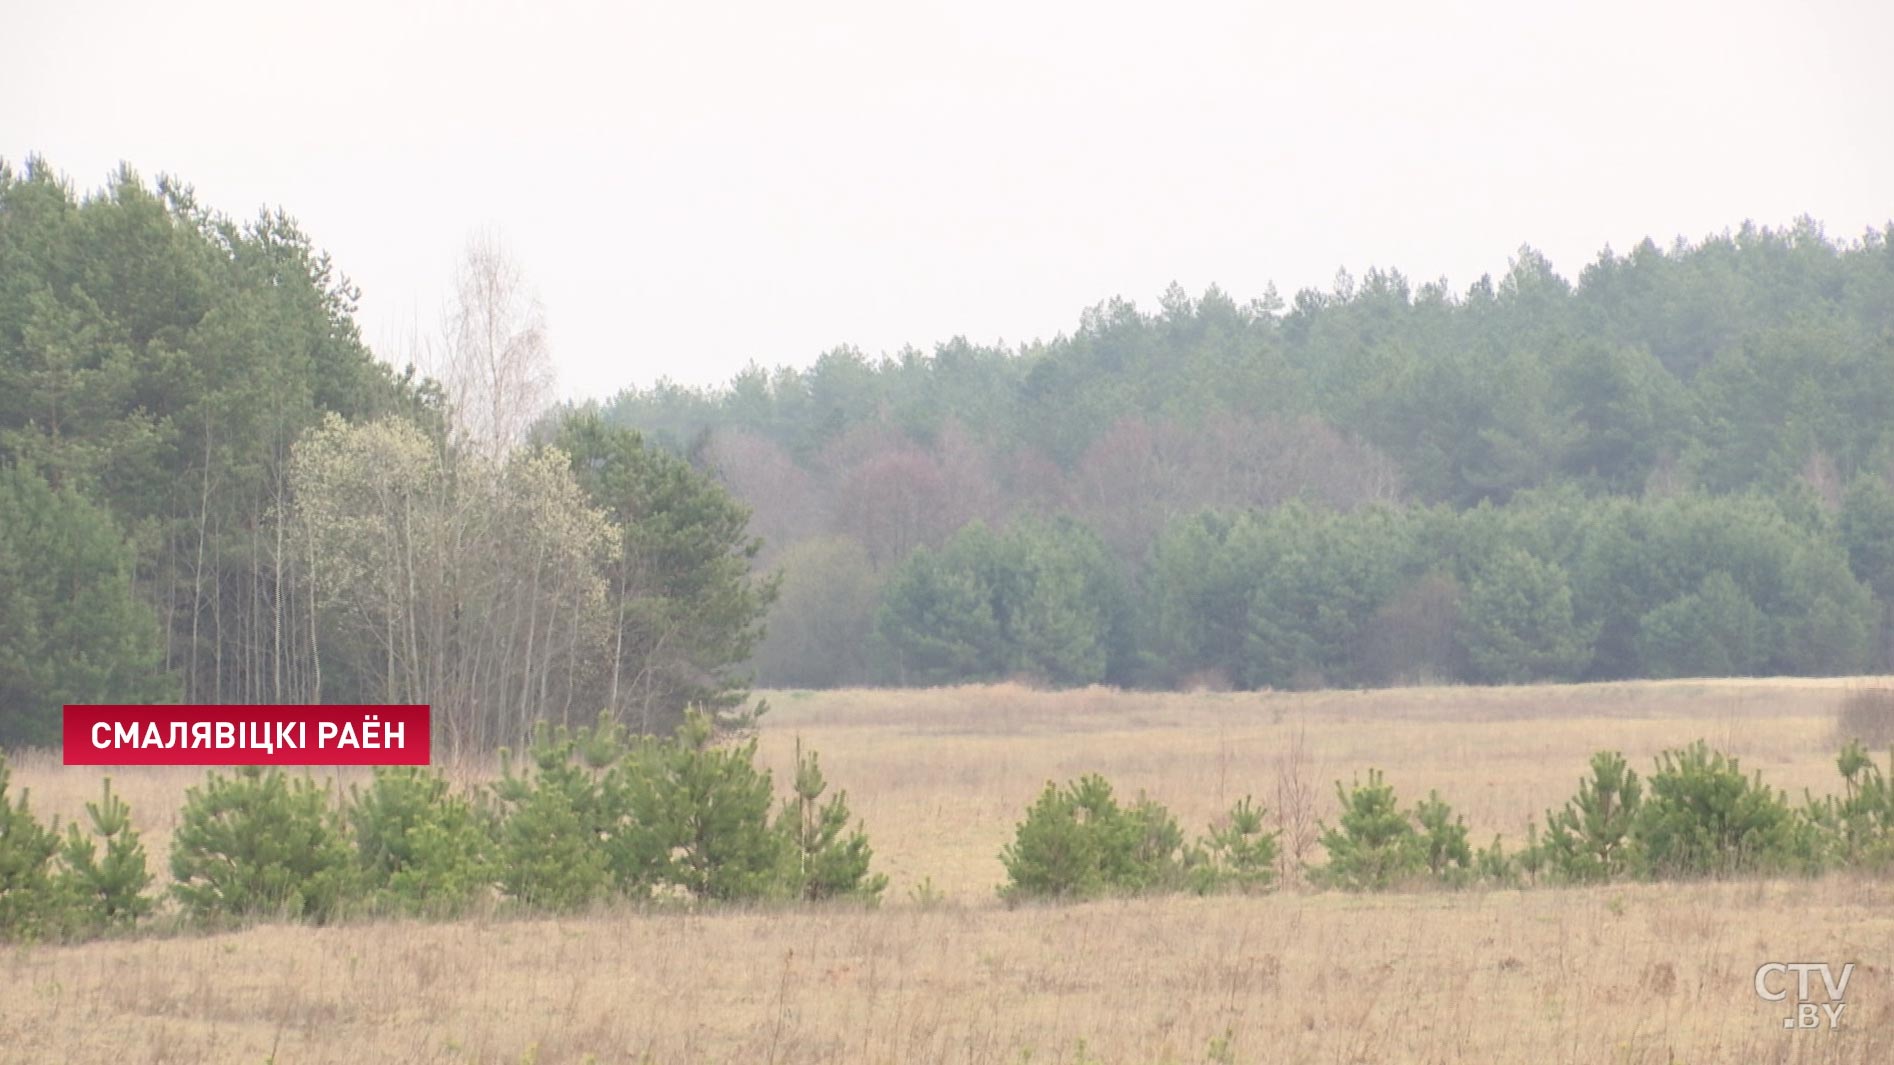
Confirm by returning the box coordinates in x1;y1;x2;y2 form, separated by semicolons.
438;231;553;462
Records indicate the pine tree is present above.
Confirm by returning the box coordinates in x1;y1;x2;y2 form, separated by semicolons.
1413;791;1473;885
623;710;783;901
1540;751;1643;883
170;766;358;923
0;752;66;941
1637;742;1809;877
1195;796;1280;894
350;766;492;916
777;739;886;902
59;777;153;929
491;723;615;911
1459;548;1595;683
1000;780;1105;900
1314;769;1424;891
999;774;1186;900
0;465;171;746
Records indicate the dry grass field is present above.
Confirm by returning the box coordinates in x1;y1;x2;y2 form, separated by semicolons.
5;677;1894;1064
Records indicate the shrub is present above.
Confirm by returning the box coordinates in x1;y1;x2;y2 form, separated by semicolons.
1113;792;1189;893
1000;774;1187;900
621;711;785;902
1192;796;1279;894
491;722;618;911
1835;688;1894;750
350;766;493;916
1635;742;1813;878
492;711;877;908
60;778;153;931
777;741;887;902
1539;751;1643;883
1806;741;1894;870
1313;769;1424;891
1000;780;1103;900
1413;791;1473;885
170;766;357;923
0;753;66;941
1474;835;1517;886
1516;820;1548;885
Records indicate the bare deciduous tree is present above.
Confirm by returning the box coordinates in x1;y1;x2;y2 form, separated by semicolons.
438;231;554;460
289;415;617;752
1273;724;1321;889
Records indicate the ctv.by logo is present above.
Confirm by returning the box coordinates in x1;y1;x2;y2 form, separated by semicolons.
1754;962;1854;1029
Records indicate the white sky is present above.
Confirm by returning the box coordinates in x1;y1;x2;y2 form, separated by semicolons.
6;0;1893;400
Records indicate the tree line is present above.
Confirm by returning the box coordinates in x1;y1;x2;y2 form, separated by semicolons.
779;488;1888;690
606;220;1894;511
588;219;1894;688
6;157;1892;728
0;160;774;747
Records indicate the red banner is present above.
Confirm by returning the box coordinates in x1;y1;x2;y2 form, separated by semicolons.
62;705;431;766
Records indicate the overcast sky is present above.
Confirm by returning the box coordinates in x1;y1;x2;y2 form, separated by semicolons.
7;0;1893;401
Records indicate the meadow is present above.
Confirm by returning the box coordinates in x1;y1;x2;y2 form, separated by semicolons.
4;678;1893;1064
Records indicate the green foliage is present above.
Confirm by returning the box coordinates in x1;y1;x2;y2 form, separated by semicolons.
0;752;65;941
1459;548;1595;683
349;766;492;916
490;711;882;907
490;722;617;911
0;161;776;742
1840;476;1894;603
874;537;1005;684
555;413;779;733
999;775;1187;900
621;711;786;901
1145;505;1415;690
877;519;1132;686
1238;505;1412;690
1515;819;1547;885
1635;742;1812;878
1313;770;1424;891
1412;791;1473;885
170;766;357;923
1578;493;1878;680
0;161;420;712
994;742;1894;907
1191;796;1279;894
777;740;887;902
1474;834;1517;886
1805;741;1894;870
59;777;153;930
606;221;1894;522
907;875;947;910
600;223;1894;692
1115;793;1190;892
0;464;171;745
999;781;1102;900
1634;573;1768;678
8;159;1894;720
1539;751;1643;883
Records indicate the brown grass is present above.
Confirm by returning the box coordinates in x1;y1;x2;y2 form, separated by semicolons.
4;676;1892;1064
1834;685;1894;749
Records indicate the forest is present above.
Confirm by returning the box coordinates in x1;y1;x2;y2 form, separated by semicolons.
3;157;1892;749
597;219;1894;690
0;160;774;747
